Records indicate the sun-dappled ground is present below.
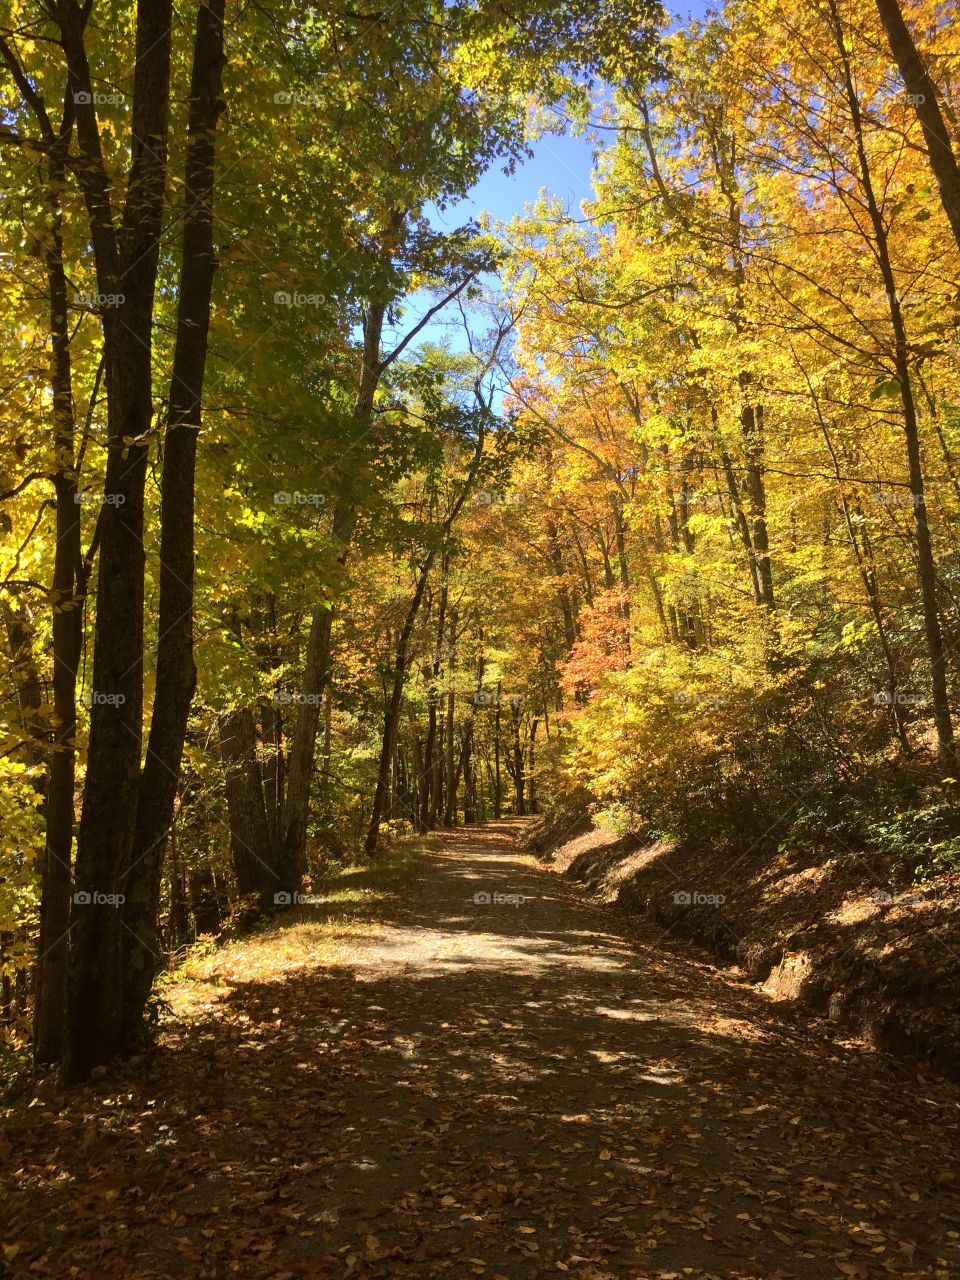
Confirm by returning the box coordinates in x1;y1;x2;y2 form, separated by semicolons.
4;819;960;1279
533;818;960;1069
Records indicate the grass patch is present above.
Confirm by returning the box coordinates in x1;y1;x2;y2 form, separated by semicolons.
160;834;432;1023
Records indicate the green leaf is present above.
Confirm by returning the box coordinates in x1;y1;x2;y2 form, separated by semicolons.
870;377;901;401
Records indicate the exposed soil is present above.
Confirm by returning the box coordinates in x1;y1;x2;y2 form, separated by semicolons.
530;817;960;1075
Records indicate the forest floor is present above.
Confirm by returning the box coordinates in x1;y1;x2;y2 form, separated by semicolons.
4;818;960;1280
530;819;960;1071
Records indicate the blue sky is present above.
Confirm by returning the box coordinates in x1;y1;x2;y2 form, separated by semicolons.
443;126;599;228
387;0;716;363
439;0;716;227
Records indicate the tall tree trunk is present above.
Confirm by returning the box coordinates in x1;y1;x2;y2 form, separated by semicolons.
511;704;526;816
801;356;912;753
219;710;275;900
35;109;82;1064
278;301;386;888
874;0;960;252
433;715;446;828
742;402;774;609
527;717;540;815
406;712;423;829
62;0;174;1083
365;554;437;855
421;568;448;831
462;719;475;823
546;518;576;651
261;700;282;850
122;0;227;1047
443;607;459;826
493;689;502;818
422;697;438;828
830;0;955;763
718;433;764;607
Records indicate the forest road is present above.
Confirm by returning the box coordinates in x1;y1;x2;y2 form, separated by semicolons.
7;818;960;1280
228;819;960;1278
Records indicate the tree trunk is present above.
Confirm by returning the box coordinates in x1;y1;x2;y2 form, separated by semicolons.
122;0;227;1048
35;111;82;1065
546;518;576;651
443;607;458;826
278;300;386;887
493;690;502;818
420;569;447;831
511;705;526;815
742;402;774;609
462;719;475;823
365;554;436;855
830;0;955;763
802;358;912;753
527;717;540;815
219;710;276;900
433;715;446;828
874;0;960;252
62;0;174;1083
261;699;283;850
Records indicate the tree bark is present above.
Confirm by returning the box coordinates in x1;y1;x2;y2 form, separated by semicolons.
742;403;774;609
830;0;955;763
420;569;447;831
122;0;227;1048
546;518;576;652
527;717;540;814
443;607;459;826
219;710;276;900
62;0;174;1083
511;703;526;815
461;718;475;823
35;106;82;1065
493;687;502;818
365;557;436;855
875;0;960;253
277;300;386;887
